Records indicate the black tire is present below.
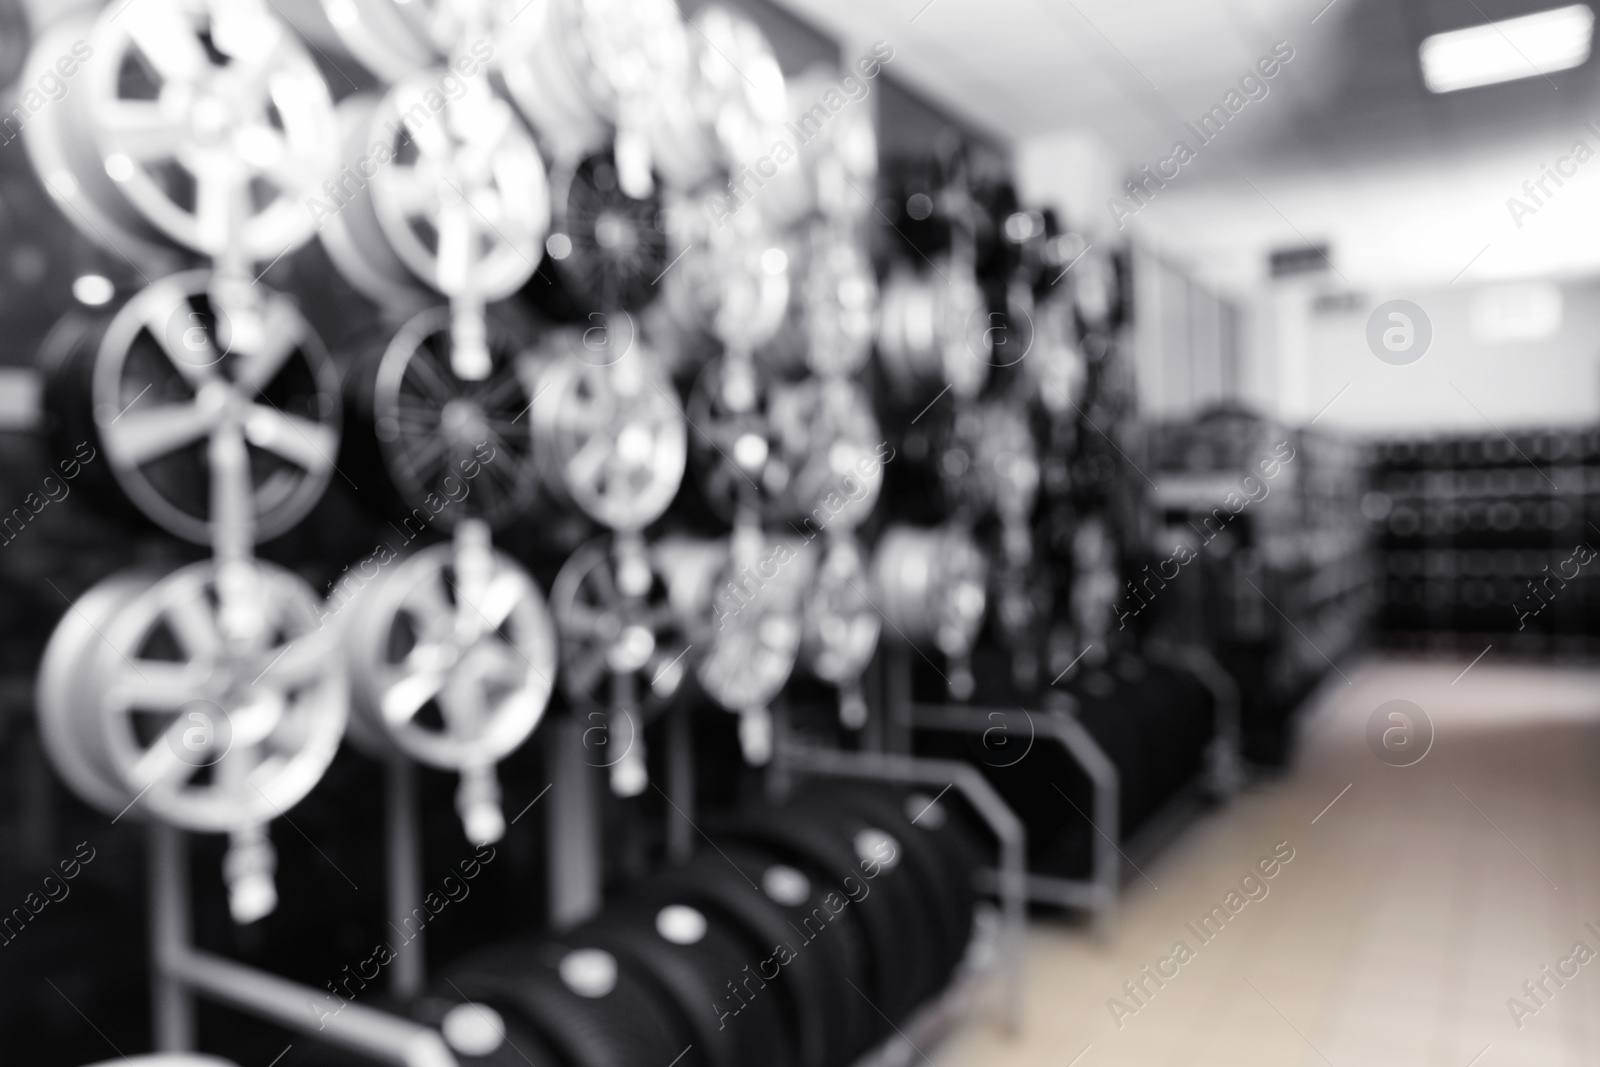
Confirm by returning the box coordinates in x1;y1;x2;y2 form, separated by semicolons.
792;784;970;1004
632;841;872;1067
1072;670;1156;835
844;783;979;959
409;993;567;1067
1131;663;1215;812
440;935;698;1067
572;900;797;1067
710;798;927;1028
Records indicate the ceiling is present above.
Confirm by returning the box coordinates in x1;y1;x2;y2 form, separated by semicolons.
777;0;1600;287
776;0;1600;164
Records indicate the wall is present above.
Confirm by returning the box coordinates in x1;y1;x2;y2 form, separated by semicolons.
1283;275;1600;435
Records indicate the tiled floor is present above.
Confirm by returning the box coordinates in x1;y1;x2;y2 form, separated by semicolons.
938;655;1600;1067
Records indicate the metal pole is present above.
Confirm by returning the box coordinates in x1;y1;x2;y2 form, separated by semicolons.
146;823;459;1067
385;757;425;999
162;946;458;1067
885;643;912;755
548;717;601;929
148;823;196;1052
665;703;695;863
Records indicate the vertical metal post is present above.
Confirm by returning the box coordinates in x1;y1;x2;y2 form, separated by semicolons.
148;823;196;1051
764;694;792;804
885;643;912;755
385;757;425;999
547;717;602;929
665;704;694;863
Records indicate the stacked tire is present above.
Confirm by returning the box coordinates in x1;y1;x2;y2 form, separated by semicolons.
428;783;986;1067
919;660;1214;880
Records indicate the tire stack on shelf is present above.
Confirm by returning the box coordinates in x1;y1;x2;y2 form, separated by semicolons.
425;782;986;1067
871;149;1228;887
1145;406;1375;766
1368;428;1600;656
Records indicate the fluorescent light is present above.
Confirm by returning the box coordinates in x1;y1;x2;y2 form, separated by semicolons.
1420;4;1593;92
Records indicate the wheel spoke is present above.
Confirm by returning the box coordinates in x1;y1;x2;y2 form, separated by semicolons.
396;400;445;425
164;594;223;659
232;300;305;393
140;284;222;389
104;400;218;466
402;570;456;639
130;716;203;790
386;167;437;216
484;417;530;442
472;371;526;414
403;351;460;405
482;465;521;519
244;406;336;471
564;644;606;699
125;3;210;83
405;105;453;161
474;572;525;632
255;631;338;689
477;641;532;688
565;434;612;495
99;101;188;161
400;432;449;481
108;661;203;712
466;186;507;231
382;669;445;726
555;600;604;638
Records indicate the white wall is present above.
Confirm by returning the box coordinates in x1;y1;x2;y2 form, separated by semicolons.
1289;276;1600;435
1014;130;1124;240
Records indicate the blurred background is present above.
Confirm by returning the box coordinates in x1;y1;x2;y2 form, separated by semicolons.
1;0;1597;1065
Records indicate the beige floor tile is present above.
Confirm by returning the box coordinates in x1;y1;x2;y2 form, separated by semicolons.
935;655;1600;1067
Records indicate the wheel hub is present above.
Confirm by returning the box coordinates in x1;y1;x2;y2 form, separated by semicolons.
442;398;488;445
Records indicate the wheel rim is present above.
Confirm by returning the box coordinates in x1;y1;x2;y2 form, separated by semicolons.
369;72;549;301
551;538;692;718
44;561;347;833
37;571;165;816
801;232;877;377
544;151;668;313
872;525;988;656
20;16;175;264
531;332;686;531
683;532;802;713
345;541;557;769
316;94;433;310
939;400;1041;521
877;262;988;403
766;376;884;529
83;0;338;261
798;538;881;685
89;271;341;544
370;307;540;531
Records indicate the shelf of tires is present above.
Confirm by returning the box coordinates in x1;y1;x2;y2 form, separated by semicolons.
1146;408;1376;766
861;154;1232;915
0;1;1244;1065
1368;428;1600;655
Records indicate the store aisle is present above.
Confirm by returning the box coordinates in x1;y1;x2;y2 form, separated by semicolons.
940;655;1600;1067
